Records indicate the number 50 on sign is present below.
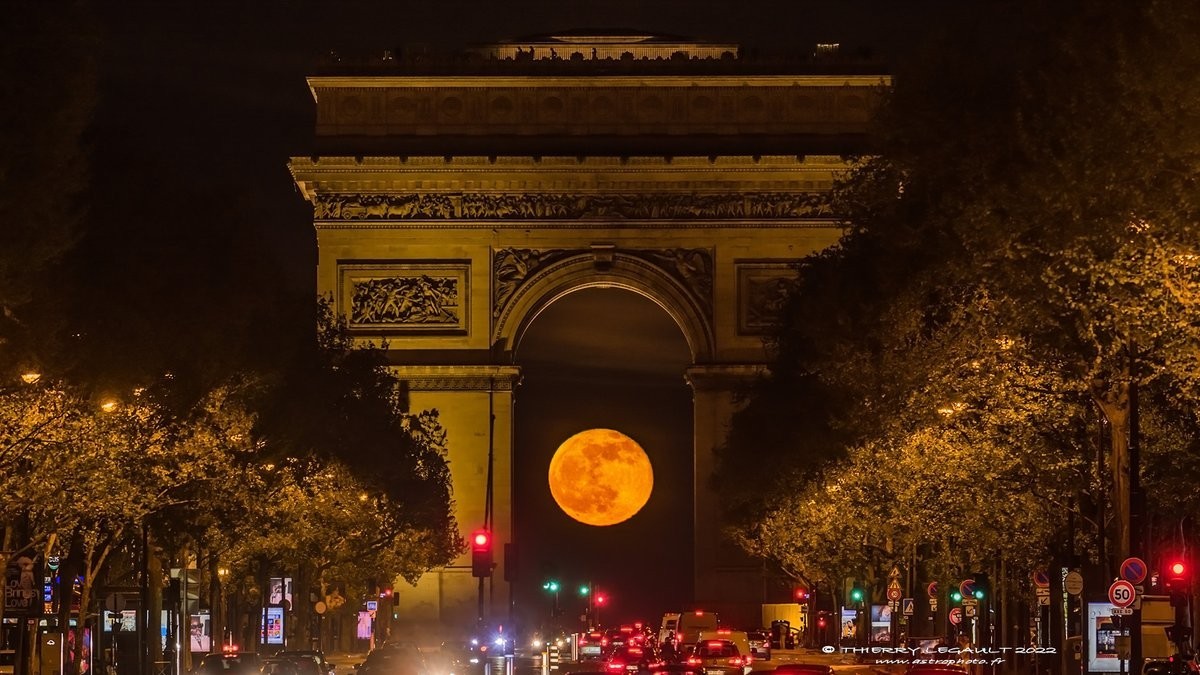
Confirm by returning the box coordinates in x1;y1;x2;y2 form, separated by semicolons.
1109;580;1136;609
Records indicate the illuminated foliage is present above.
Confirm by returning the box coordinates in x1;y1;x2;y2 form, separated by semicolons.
724;0;1200;585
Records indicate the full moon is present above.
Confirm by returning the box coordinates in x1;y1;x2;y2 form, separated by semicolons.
548;428;654;527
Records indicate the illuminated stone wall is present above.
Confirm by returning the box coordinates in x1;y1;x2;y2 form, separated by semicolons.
292;42;887;628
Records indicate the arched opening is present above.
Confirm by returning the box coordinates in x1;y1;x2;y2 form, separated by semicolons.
514;286;693;625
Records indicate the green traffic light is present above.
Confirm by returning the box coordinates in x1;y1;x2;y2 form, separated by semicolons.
951;591;962;602
974;589;984;600
850;589;864;602
579;585;590;596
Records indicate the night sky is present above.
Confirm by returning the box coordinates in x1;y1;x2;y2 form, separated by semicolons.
59;0;963;626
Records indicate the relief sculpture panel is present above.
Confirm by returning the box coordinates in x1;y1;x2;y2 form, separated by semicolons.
339;262;469;334
492;247;713;321
736;260;801;335
316;192;831;221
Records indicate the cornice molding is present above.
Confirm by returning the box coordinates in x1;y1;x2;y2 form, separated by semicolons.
391;365;522;391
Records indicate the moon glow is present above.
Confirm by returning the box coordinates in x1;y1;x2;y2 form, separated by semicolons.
548;429;654;526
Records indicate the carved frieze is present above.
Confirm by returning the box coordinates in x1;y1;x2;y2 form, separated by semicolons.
339;262;469;334
315;192;832;220
736;260;801;335
492;247;713;320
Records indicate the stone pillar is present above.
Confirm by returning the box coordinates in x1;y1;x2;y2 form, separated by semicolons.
687;364;766;627
390;366;519;630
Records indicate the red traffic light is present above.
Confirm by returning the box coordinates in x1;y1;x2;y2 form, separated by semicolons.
1171;562;1186;576
817;617;827;628
472;530;491;550
471;529;493;578
596;594;608;605
795;588;809;601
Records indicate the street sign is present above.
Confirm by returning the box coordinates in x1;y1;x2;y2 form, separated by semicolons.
888;586;903;602
1111;607;1134;616
962;598;979;608
949;607;962;625
902;598;914;616
959;579;977;598
964;604;977;618
1120;557;1148;584
929;598;938;612
314;601;327;615
888;600;899;612
927;582;938;598
890;566;902;579
1035;587;1051;606
366;600;378;611
1065;571;1084;595
1108;580;1136;608
1033;570;1050;588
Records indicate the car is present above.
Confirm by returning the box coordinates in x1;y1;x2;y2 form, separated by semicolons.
196;652;264;675
276;651;335;675
745;632;770;661
603;645;658;675
697;631;751;667
683;640;749;675
356;646;427;675
578;631;608;661
261;656;322;675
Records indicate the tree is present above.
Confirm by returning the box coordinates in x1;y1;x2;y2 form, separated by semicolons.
722;0;1200;579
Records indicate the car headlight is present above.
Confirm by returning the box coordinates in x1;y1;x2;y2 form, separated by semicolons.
468;659;479;665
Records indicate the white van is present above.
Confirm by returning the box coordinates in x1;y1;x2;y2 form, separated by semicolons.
659;613;682;645
676;610;719;645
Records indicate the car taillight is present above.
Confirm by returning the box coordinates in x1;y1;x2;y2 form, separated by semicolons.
607;663;625;671
745;655;753;665
602;639;609;646
727;658;743;667
686;658;702;667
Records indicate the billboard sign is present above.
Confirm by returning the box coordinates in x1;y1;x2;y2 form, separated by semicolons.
262;606;284;645
4;555;41;616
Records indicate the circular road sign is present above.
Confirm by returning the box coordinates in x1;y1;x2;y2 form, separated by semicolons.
949;607;963;625
959;579;977;598
313;601;327;615
1065;571;1084;595
927;582;938;598
1109;580;1136;608
1120;557;1148;585
888;586;903;602
1033;571;1050;588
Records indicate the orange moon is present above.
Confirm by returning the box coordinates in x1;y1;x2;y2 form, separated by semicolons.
548;429;654;526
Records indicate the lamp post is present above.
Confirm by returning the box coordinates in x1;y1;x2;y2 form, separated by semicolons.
217;568;230;648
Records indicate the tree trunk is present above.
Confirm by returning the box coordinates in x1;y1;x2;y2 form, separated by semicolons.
1094;379;1130;562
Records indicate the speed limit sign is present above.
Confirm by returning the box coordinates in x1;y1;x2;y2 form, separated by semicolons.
1109;580;1136;608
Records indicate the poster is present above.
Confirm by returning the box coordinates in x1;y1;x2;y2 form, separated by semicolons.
262;606;284;645
1087;602;1121;673
190;613;212;652
869;604;892;644
840;608;858;641
4;555;41;616
268;577;294;609
357;611;373;640
101;610;137;632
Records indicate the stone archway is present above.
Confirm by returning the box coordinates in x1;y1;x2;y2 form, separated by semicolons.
495;249;716;364
290;34;885;628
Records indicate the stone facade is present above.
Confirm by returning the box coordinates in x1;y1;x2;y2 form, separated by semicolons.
292;33;887;629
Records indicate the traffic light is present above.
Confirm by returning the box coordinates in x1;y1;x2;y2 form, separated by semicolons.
595;593;607;606
849;582;865;606
579;584;590;596
795;587;809;602
471;529;493;578
1165;560;1189;607
950;590;963;602
973;573;990;601
542;580;560;593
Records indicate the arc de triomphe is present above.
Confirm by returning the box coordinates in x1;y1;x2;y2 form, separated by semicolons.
290;32;886;628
